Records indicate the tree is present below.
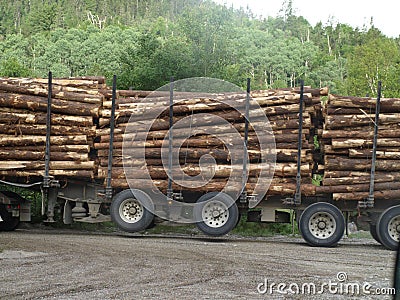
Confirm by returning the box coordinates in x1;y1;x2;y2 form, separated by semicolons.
345;29;400;97
26;2;57;33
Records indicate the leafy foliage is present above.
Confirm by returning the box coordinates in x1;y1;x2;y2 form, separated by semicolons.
0;0;398;93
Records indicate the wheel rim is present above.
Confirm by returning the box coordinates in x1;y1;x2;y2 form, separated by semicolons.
387;215;400;242
202;200;229;228
119;198;144;223
308;211;337;239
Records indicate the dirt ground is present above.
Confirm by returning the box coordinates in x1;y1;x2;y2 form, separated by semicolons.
0;227;396;299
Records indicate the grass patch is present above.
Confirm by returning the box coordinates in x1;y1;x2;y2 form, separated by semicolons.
145;222;198;235
347;230;373;239
232;214;299;237
43;220;117;233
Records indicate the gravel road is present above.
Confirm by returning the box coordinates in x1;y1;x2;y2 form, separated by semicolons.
0;228;396;299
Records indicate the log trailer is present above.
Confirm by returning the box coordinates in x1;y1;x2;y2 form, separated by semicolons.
0;75;399;251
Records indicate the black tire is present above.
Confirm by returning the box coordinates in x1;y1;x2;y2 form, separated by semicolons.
376;205;400;251
369;223;381;244
194;192;239;237
110;189;154;233
298;202;345;247
0;204;19;231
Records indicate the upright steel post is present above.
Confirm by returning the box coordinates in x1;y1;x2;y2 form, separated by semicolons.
106;75;117;200
364;81;382;208
44;71;52;188
167;77;174;199
294;80;304;205
240;78;251;201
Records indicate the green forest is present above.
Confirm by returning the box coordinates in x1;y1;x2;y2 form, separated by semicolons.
0;0;399;96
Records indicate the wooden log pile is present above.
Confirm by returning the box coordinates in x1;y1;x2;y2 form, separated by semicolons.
318;94;400;200
95;86;327;197
0;76;105;180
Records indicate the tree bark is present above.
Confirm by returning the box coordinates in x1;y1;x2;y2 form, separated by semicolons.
324;156;400;171
0;83;104;104
0;150;88;161
0;93;100;117
0;170;94;178
348;149;400;159
0;110;93;126
0;135;87;146
316;181;400;194
322;128;400;139
0;124;96;136
331;138;400;149
333;190;400;201
0;145;90;153
328;94;400;111
0;160;94;170
323;172;400;186
325;114;400;129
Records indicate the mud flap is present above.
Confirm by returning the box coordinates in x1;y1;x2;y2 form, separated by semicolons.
63;200;73;225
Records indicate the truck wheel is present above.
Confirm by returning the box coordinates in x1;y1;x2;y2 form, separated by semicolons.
369;224;381;244
299;202;345;247
194;192;238;236
0;204;19;231
110;189;154;233
376;205;400;251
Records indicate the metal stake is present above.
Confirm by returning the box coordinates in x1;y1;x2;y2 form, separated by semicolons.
106;75;117;200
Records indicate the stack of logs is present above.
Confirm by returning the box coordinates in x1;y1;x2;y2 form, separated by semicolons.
318;94;400;201
95;87;328;197
0;76;105;180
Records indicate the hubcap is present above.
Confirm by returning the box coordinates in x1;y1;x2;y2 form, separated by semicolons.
308;212;337;239
202;200;229;228
119;198;144;223
387;216;400;242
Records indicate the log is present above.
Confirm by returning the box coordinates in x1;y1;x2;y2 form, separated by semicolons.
328;94;400;111
331;138;400;149
348;149;400;159
0;109;93;126
98;163;272;179
0;160;95;170
316;181;400;194
0;93;100;117
322;129;400;139
0;83;103;104
324;156;400;171
325;114;400;129
323;172;400;186
0;135;87;146
122;147;249;161
0;145;90;153
99;158;164;167
0;77;104;88
325;107;372;115
0;170;94;178
333;190;400;201
0;124;96;136
321;145;348;155
0;150;88;161
99;151;310;167
252;86;328;97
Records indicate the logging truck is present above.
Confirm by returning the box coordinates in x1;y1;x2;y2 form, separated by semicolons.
0;75;399;251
